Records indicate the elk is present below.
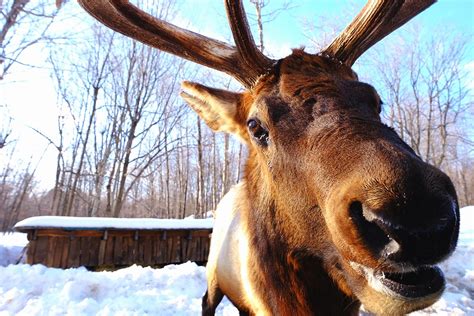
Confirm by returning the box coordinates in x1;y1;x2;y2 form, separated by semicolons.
78;1;460;315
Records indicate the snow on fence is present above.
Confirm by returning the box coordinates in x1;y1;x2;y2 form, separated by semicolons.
14;216;214;269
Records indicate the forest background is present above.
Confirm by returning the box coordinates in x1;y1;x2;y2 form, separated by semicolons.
0;0;473;231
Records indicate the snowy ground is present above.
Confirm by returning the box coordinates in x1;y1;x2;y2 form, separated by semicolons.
1;207;473;315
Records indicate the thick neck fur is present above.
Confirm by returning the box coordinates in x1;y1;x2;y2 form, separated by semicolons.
243;151;360;315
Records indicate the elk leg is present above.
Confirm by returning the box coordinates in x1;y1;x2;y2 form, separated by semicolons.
202;286;224;316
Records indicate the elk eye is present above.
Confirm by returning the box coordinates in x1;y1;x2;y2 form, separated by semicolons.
377;99;384;113
247;119;269;146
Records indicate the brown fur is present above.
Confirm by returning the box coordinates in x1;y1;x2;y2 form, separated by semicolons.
186;51;459;315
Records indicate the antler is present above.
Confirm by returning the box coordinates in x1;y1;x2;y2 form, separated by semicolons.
77;0;274;88
323;0;436;66
224;1;273;77
78;0;435;84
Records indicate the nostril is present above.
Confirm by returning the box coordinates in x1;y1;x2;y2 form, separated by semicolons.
349;201;392;254
348;201;363;218
348;195;458;265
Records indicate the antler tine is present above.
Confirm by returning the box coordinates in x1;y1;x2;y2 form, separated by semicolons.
78;0;264;88
377;0;436;42
323;0;436;66
224;0;274;86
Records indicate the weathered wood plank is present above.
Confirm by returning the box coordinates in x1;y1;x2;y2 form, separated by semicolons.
36;229;102;238
26;240;37;265
88;237;100;267
52;237;64;268
137;235;145;265
17;227;212;268
79;237;91;266
98;231;107;266
129;235;137;266
166;236;174;263
68;236;80;267
119;236;129;266
34;237;50;265
113;236;123;264
201;237;210;262
188;237;197;261
124;237;134;265
60;237;70;269
156;234;166;264
144;236;152;266
37;237;49;265
46;237;56;267
171;236;180;263
104;235;115;265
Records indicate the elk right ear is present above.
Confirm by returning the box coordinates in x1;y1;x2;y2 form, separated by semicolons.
180;81;249;142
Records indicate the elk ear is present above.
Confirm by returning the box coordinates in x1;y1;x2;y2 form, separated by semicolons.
180;81;249;142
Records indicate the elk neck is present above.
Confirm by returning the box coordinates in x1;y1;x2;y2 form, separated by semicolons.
242;152;360;315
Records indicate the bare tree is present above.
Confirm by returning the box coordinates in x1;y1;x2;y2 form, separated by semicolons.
0;104;12;148
370;29;471;169
109;41;186;217
48;23;116;216
0;147;47;230
0;0;67;80
43;0;190;218
1;0;304;224
367;28;473;205
248;0;294;53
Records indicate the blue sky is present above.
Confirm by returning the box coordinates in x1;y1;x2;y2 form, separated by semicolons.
1;0;472;189
285;0;473;35
179;0;473;58
268;0;473;43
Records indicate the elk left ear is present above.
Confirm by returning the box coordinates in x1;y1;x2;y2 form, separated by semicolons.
180;81;249;142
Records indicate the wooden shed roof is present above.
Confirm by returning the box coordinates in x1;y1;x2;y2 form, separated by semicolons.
14;216;214;233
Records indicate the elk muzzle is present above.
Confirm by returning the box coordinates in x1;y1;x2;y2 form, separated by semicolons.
346;166;459;267
323;147;459;313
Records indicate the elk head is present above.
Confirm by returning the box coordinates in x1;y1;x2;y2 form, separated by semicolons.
79;0;459;314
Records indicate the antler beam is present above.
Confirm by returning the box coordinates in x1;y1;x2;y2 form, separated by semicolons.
324;0;436;66
78;0;273;88
79;0;435;83
224;1;273;78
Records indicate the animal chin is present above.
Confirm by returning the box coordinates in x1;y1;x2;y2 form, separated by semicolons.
349;261;445;313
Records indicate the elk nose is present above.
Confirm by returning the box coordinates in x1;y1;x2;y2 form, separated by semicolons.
349;196;458;265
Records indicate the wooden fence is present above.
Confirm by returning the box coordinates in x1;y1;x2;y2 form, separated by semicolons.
14;216;213;269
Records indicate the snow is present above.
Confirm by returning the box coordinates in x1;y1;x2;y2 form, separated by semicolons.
0;262;237;316
0;233;28;266
1;206;473;315
14;216;214;232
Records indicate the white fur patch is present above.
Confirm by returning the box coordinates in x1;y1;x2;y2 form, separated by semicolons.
210;182;270;314
349;261;404;299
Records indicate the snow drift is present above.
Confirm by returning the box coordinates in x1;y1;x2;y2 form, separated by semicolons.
1;206;473;315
